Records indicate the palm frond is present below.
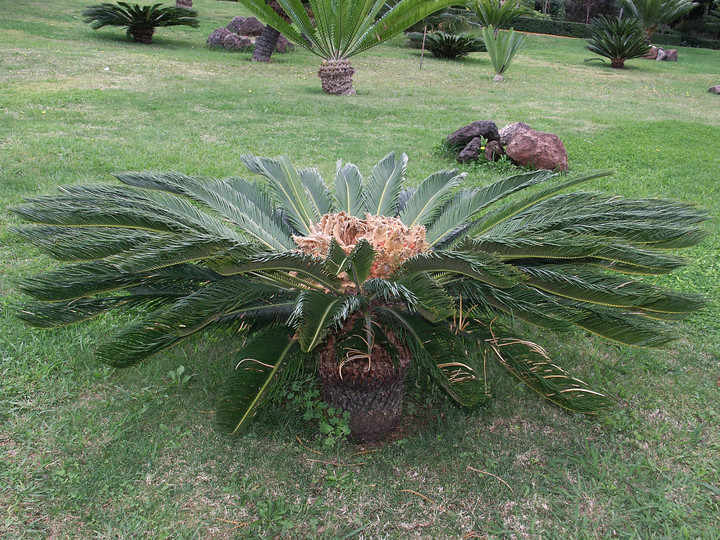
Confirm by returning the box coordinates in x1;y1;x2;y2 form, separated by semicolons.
468;170;613;238
464;234;687;275
13;225;154;262
519;264;707;315
426;170;554;247
206;251;342;293
364;152;407;217
488;333;610;413
241;154;320;235
291;291;365;351
377;308;490;407
399;250;526;289
299;167;335;219
398;169;464;228
115;171;295;251
216;326;303;434
97;279;280;367
333;160;366;216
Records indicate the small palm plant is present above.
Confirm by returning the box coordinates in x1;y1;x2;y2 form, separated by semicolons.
482;25;527;80
618;0;698;40
586;15;651;68
407;30;486;59
235;0;459;94
14;154;706;442
466;0;533;36
82;2;199;44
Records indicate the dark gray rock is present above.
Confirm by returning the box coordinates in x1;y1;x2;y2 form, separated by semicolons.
709;85;720;94
484;140;505;162
447;121;500;148
275;34;294;53
226;16;246;34
457;137;484;163
207;27;232;47
223;34;252;51
239;17;265;37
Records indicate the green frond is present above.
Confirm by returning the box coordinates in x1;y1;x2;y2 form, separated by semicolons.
13;184;244;242
399;250;526;289
241;154;319;236
299;167;335;218
446;279;578;331
116;171;295;251
426;170;554;247
488;334;610;413
13;225;154;262
355;0;460;56
365;274;454;320
398;169;464;228
206;251;342;293
17;295;179;328
377;308;490;407
571;305;682;347
364;152;407;217
333;161;366;216
216;326;303;434
480;191;708;249
519;264;707;315
464;233;687;275
292;291;365;352
97;279;281;367
345;239;376;287
468;170;613;238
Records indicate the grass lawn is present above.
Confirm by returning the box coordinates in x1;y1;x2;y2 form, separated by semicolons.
1;0;719;537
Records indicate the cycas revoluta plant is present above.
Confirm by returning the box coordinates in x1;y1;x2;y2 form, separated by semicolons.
82;1;199;44
14;154;707;442
466;0;533;35
617;0;698;40
234;0;459;95
407;30;486;59
482;25;527;80
586;15;651;68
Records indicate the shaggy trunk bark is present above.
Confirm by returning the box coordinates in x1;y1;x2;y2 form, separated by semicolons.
317;58;356;95
130;25;155;44
610;57;625;68
252;25;281;62
251;0;290;63
317;335;410;443
176;0;193;7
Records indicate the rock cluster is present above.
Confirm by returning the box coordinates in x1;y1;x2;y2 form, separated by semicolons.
447;121;568;171
709;85;720;95
207;16;293;53
646;46;678;61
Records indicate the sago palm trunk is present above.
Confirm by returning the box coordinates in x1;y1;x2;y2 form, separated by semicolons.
176;0;193;7
252;25;281;62
251;0;289;63
610;57;625;68
317;335;410;442
130;25;155;44
317;58;356;95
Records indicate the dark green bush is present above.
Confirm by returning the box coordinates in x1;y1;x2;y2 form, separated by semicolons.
407;30;486;59
512;15;592;38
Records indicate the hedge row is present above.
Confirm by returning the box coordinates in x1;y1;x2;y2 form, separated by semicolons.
512;16;592;39
512;16;720;49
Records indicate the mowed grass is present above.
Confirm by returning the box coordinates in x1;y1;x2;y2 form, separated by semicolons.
1;0;719;537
